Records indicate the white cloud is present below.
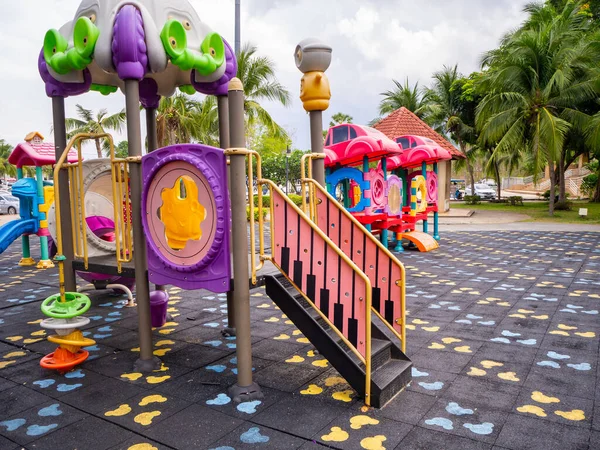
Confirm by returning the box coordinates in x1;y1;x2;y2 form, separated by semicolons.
0;0;529;154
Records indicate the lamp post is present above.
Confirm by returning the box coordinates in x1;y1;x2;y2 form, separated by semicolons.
285;145;291;195
235;0;241;56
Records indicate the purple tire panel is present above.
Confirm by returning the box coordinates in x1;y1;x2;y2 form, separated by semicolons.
38;49;92;98
191;38;237;96
112;5;148;80
141;144;231;292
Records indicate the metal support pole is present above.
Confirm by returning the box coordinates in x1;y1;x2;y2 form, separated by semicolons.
218;94;236;336
309;111;325;187
52;97;76;290
125;80;159;372
433;162;440;241
227;78;262;402
235;0;241;56
422;161;428;234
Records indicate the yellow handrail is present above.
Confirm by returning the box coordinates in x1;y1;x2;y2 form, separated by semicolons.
299;152;406;352
109;150;133;273
53;133;114;300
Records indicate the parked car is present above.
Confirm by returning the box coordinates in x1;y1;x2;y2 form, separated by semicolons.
464;184;497;200
0;195;19;215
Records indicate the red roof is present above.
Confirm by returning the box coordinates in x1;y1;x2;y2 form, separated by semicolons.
9;140;79;168
373;107;465;159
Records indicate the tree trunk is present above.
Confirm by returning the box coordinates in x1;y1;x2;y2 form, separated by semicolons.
95;139;102;159
593;166;600;203
460;141;475;196
558;152;566;203
548;161;556;216
491;156;502;200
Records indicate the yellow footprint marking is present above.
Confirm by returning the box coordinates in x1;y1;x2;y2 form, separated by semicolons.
517;405;547;417
265;317;279;323
146;375;171;384
0;361;16;370
405;324;416;330
131;347;140;352
23;338;42;344
497;302;511;307
575;332;596;338
158;329;175;335
518;309;534;314
360;435;387;450
139;395;167;406
154;364;169;372
428;342;445;350
549;331;569;336
422;326;440;332
312;360;328;368
467;367;487;376
498;372;520;382
30;330;46;336
325;376;346;387
3;351;26;359
555;410;585;421
27;319;43;324
121;373;143;381
307;350;316;357
454;346;472;353
273;334;290;340
557;324;577;330
350;415;379;429
531;315;548;320
105;404;132;417
441;338;461;344
413;319;429;324
301;384;323;395
153;348;171;357
127;444;158;450
292;330;302;336
286;355;305;363
256;303;271;308
155;340;174;347
166;307;178;313
480;360;504;369
321;426;349;442
297;337;309;344
332;390;354;402
531;391;560;404
509;314;527;319
134;411;161;426
163;322;179;327
284;320;293;325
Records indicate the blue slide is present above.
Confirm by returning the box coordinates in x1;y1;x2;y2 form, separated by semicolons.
0;219;37;254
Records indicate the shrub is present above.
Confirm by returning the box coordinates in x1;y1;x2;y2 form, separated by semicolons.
581;173;598;198
246;206;267;222
554;200;572;211
508;196;524;206
253;195;271;207
288;194;303;207
464;195;481;205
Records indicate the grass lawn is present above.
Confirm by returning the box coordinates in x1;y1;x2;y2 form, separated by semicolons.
452;200;600;224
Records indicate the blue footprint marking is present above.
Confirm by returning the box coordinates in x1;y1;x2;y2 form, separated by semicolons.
418;382;443;391
33;379;56;389
204;322;220;328
211;447;235;450
99;302;113;307
97;326;112;332
547;351;570;360
107;312;121;317
204;340;222;347
231;367;255;375
65;369;85;379
27;424;58;436
240;427;269;444
237;400;262;414
206;394;231;406
38;404;62;417
0;419;26;431
425;417;453;430
446;402;473;416
537;361;560;368
501;330;521;337
464;422;494;435
57;383;82;392
478;321;496;326
230;357;237;364
84;345;100;351
567;363;591;371
455;319;472;324
226;343;236;349
206;365;227;373
93;334;111;339
517;339;537;346
490;337;511;344
412;368;429;377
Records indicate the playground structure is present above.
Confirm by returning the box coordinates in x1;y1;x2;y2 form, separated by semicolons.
323;125;452;252
35;0;411;407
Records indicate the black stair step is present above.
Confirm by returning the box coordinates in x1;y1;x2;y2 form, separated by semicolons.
370;338;392;371
371;359;413;407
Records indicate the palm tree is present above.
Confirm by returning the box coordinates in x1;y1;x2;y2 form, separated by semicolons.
237;43;291;139
0;139;16;181
156;93;219;148
329;112;353;127
476;1;600;214
425;66;479;195
65;105;126;158
378;79;431;120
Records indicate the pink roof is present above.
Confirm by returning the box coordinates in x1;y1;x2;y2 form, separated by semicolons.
385;143;452;171
9;140;79;168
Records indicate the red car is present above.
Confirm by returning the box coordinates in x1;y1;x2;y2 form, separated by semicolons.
324;124;402;167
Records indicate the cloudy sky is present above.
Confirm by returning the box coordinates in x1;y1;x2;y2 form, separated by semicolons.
1;0;530;156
